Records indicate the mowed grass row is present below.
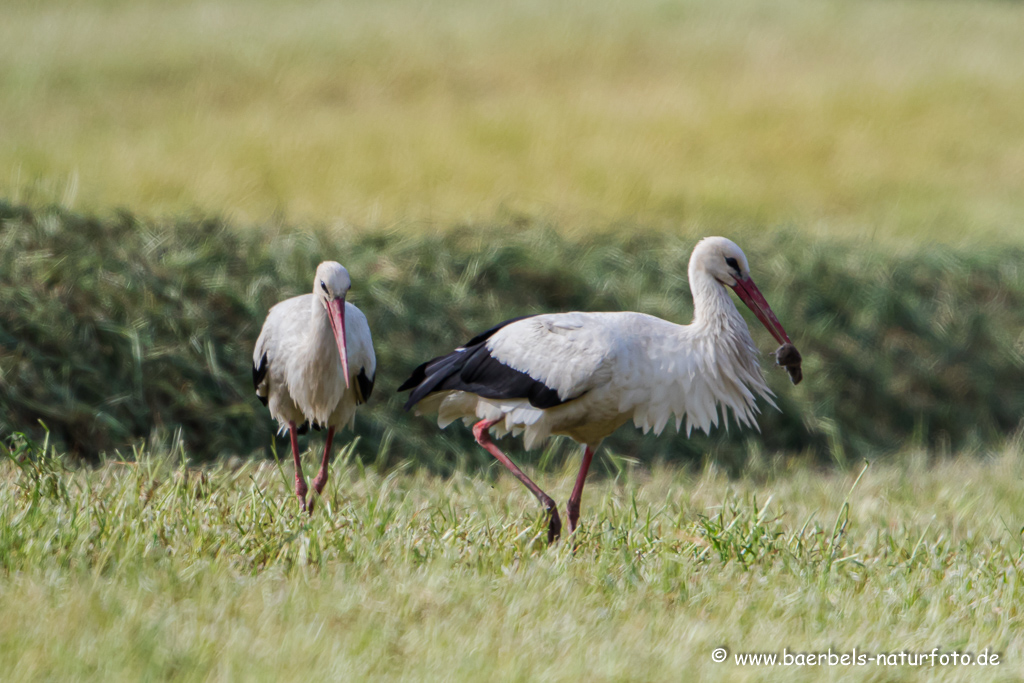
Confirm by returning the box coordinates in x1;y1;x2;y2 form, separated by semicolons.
3;0;1024;238
6;201;1024;468
1;434;1023;681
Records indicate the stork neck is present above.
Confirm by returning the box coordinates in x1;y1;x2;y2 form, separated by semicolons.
690;270;745;336
308;297;336;350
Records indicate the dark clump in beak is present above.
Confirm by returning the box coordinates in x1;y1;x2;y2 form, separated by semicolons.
774;343;802;385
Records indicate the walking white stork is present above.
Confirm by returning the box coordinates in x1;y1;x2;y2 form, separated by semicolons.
253;261;376;513
399;237;800;542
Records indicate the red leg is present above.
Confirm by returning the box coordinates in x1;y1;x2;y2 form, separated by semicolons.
307;426;335;515
289;421;308;512
473;418;562;543
567;445;595;533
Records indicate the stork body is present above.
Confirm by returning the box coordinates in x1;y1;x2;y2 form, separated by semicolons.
254;262;376;513
399;237;796;541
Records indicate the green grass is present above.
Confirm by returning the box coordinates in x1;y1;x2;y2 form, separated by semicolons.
2;433;1023;681
5;1;1024;677
3;0;1024;239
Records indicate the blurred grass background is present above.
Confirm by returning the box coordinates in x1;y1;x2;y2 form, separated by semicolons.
2;0;1024;239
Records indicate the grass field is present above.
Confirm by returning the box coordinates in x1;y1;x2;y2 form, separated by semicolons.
3;0;1024;239
5;205;1024;681
2;435;1023;681
4;0;1024;680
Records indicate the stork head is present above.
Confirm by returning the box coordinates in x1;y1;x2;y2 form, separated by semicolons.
314;261;352;387
690;236;792;346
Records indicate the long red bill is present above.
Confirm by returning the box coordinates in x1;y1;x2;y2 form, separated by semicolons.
327;298;350;388
730;276;791;346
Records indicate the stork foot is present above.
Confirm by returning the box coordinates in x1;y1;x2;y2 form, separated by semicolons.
307;475;328;516
546;504;562;544
305;426;334;517
296;479;309;514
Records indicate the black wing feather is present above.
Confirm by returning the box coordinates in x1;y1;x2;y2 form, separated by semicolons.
253;352;269;406
357;368;375;404
398;315;567;411
397;316;533;393
397;352;465;402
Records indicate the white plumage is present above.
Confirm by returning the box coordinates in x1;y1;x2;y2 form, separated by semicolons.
253;261;376;513
254;298;374;431
401;237;797;541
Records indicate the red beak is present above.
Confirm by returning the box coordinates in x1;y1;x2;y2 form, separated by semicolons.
730;276;792;346
327;297;350;388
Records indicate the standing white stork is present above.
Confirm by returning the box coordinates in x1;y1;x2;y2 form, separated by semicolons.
399;237;800;542
253;261;376;514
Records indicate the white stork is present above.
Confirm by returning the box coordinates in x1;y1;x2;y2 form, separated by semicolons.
253;261;376;514
399;237;800;542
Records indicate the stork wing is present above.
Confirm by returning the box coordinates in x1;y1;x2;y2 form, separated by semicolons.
252;294;311;407
344;302;377;404
399;313;618;410
484;312;618;402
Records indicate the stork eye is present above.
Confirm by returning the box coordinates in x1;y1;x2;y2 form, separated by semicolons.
320;281;328;294
725;257;740;272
